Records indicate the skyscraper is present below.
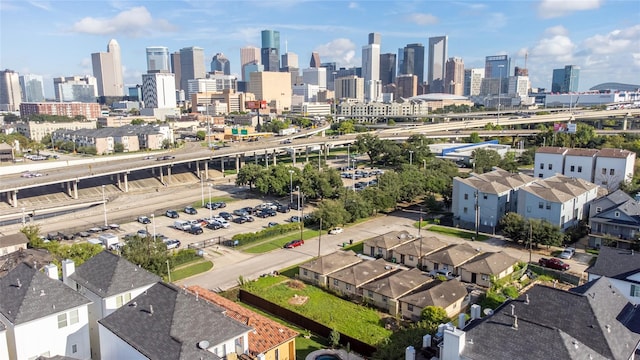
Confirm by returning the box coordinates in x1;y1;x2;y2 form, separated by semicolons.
397;48;405;76
379;53;397;86
321;62;337;91
464;68;485;96
484;55;510;79
53;75;98;102
211;53;230;75
240;46;260;81
170;52;181;90
302;67;327;89
362;33;381;102
0;69;22;111
142;72;176;109
427;36;447;93
335;76;364;102
146;46;170;72
444;57;464;95
309;52;321;68
403;43;425;85
91;39;124;97
179;47;206;93
261;30;280;72
19;74;45;102
551;65;580;93
395;74;418;98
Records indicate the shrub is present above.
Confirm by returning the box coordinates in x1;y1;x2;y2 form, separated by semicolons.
232;223;300;246
502;286;519;299
170;249;198;267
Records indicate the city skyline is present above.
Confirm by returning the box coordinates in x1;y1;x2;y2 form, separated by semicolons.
1;0;638;98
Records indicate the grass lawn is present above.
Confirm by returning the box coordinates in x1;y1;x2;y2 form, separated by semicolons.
167;260;213;282
194;196;236;208
243;229;326;254
244;276;392;345
425;225;491;241
342;241;363;253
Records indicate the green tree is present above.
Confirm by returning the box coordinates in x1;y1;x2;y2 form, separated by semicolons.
130;118;145;125
121;235;169;277
518;147;536;165
114;143;125;153
472;148;501;173
41;134;52;148
337;120;355;134
21;225;42;247
353;133;383;165
529;219;564;248
129;108;141;116
196;130;206;141
499;212;527;244
420;306;450;333
313;199;350;228
236;164;264;190
498;151;519;172
469;132;482;143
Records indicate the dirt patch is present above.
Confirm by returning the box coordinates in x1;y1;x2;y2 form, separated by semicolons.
287;279;306;290
288;294;309;306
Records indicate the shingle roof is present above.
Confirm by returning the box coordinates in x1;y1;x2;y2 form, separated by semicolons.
586;246;640;279
456;168;535;195
392;236;448;257
360;268;431;299
399;279;467;309
460;252;519;276
565;148;598;157
460;278;640;360
328;258;399;287
520;174;597;203
536;146;569;154
0;262;91;325
364;230;415;250
69;251;160;298
299;250;362;275
597;148;634;159
423;243;481;268
99;282;252;360
187;286;298;355
0;232;29;248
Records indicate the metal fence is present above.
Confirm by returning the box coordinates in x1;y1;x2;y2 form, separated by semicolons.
527;263;583;285
239;289;377;357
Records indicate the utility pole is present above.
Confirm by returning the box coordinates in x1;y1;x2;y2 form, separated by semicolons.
474;189;479;240
318;218;322;258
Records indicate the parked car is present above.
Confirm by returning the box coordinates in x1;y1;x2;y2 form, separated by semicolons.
241;206;255;215
559;247;576;259
233;216;247;224
165;210;179;218
538;258;570;271
244;216;255;222
328;227;344;235
184;206;198;215
215;201;227;208
204;202;219;210
164;239;181;250
276;204;290;213
187;225;203;235
206;221;222;230
289;216;301;223
137;229;149;238
284;239;304;248
219;212;233;220
255;210;270;218
137;216;151;224
233;209;249;217
429;269;453;279
267;222;279;228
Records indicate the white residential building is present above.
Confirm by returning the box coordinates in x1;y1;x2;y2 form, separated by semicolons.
452;169;535;233
562;148;598;182
141;72;177;109
0;263;91;360
61;251;160;360
587;246;640;304
517;174;600;230
187;74;237;96
593;148;636;192
0;322;7;360
533;146;568;179
98;282;253;359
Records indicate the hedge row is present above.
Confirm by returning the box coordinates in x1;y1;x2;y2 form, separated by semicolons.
232;223;300;246
170;249;199;267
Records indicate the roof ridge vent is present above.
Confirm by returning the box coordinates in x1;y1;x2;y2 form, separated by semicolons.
525;294;530;305
15;279;21;288
510;304;515;316
40;289;45;296
605;324;611;333
149;305;154;315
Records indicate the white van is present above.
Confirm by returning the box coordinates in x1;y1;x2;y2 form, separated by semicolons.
173;220;191;231
98;234;119;249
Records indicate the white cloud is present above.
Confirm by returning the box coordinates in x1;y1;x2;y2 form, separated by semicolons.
531;34;575;62
484;13;507;30
406;13;438;26
314;38;357;67
348;2;358;9
70;6;176;37
537;0;602;19
581;25;640;55
544;25;569;36
27;1;51;11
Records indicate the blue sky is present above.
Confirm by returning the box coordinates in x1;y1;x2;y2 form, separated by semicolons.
1;0;638;97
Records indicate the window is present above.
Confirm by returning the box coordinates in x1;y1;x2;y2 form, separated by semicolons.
116;293;132;308
409;255;414;261
346;284;351;290
631;285;640;297
314;274;319;280
602;168;607;175
407;304;414;311
596;207;601;213
610;169;615;176
481;274;490;281
57;313;67;329
539;202;544;209
527;206;531;213
72;345;77;354
538;174;543;178
578;166;582;173
464;194;468;200
333;279;338;286
570;165;575;172
275;348;279;360
483;194;487;200
303;269;308;276
463;207;468;214
377;247;383;254
368;290;373;298
546;203;551;210
539;163;544;170
69;309;79;325
548;164;552;170
615;211;620;217
382;297;387;303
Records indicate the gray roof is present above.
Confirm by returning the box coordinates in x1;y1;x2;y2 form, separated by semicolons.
456;168;535;195
0;232;29;248
399;279;467;309
54;124;163;138
423;243;481;268
360;268;432;299
99;282;252;360
36;356;80;360
461;278;640;360
0;263;91;325
69;251;160;298
460;252;519;276
299;250;362;276
364;230;415;250
520;174;598;203
392;236;448;257
586;246;640;280
327;258;399;287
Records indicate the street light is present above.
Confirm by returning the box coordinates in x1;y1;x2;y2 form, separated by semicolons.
289;169;294;205
151;214;156;240
208;185;213;219
200;175;204;208
102;185;108;227
21;207;25;226
497;64;505;126
409;150;414;166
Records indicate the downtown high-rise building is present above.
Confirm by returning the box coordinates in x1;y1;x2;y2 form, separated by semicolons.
362;33;381;102
146;46;170;72
170;52;181;91
302;67;327;89
179;47;206;93
444;57;464;95
211;53;230;75
464;68;485;96
335;75;364;102
19;74;45;102
379;53;397;86
53;75;98;102
321;62;337;91
395;74;418;98
551;65;580;93
91;39;124;97
309;52;321;68
142;72;176;109
0;69;22;111
403;43;425;85
484;55;510;79
240;46;260;81
427;36;447;93
261;30;280;72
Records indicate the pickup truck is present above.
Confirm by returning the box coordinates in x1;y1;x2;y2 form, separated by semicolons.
538;258;570;271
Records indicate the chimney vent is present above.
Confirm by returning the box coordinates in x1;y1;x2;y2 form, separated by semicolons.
510;304;515;315
149;305;154;315
605;324;611;333
525;294;530;305
16;279;22;288
512;315;518;330
40;289;45;296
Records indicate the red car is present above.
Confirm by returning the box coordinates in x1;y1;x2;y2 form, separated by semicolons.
538;257;570;271
284;239;304;248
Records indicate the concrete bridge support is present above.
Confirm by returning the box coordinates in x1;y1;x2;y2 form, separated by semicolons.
305;147;309;163
235;155;240;173
195;161;201;179
254;152;258;165
221;157;225;174
159;167;164;184
204;161;209;180
73;180;78;199
291;148;296;166
166;166;172;184
9;190;18;208
272;150;277;166
123;172;129;193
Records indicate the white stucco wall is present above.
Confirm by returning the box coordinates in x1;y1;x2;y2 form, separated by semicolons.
534;152;564;179
563;155;595;182
0;329;8;360
98;324;148;360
